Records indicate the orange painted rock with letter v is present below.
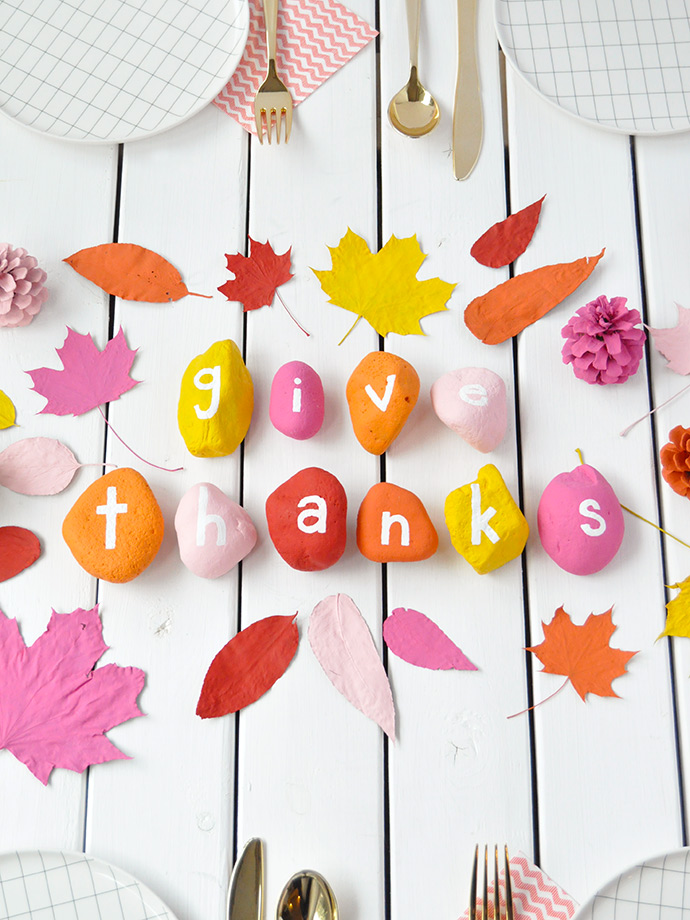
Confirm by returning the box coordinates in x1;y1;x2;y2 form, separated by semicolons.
346;351;419;454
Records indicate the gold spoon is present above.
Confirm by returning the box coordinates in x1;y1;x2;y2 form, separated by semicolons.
388;0;440;137
276;871;338;920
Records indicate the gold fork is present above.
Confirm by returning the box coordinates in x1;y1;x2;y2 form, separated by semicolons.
470;845;514;920
253;0;293;143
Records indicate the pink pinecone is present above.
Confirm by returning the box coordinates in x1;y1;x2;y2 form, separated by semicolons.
561;294;646;385
0;243;48;328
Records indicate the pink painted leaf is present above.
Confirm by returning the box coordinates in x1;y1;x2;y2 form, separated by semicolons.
648;303;690;375
308;593;395;739
0;605;145;784
27;327;139;416
383;607;477;671
0;437;83;495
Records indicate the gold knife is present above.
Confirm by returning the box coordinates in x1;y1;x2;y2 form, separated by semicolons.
453;0;483;180
228;838;264;920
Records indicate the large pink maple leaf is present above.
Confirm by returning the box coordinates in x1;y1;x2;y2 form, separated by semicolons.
27;326;139;416
0;605;145;784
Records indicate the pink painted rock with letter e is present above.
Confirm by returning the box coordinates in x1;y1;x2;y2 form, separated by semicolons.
430;367;507;453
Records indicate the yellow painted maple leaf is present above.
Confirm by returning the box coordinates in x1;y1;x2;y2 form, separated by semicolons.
312;229;456;339
0;390;16;430
658;576;690;639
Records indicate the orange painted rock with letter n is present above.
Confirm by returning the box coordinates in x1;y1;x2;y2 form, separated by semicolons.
62;468;164;583
356;482;437;562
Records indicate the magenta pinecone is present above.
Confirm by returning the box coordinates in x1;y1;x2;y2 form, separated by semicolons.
561;294;646;385
0;243;48;328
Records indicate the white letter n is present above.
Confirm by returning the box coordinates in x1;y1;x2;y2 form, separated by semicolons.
381;511;410;546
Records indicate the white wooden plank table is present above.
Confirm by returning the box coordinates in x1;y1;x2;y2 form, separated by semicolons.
1;3;689;920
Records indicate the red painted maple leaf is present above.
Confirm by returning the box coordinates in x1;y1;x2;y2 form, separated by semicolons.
218;237;293;312
27;326;139;416
528;606;637;702
0;605;144;784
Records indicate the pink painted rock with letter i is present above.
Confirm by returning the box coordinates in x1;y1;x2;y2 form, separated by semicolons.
266;467;347;571
175;482;258;579
269;360;324;440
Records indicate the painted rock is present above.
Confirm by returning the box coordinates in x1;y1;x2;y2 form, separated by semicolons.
430;367;507;452
538;463;624;575
444;464;528;574
266;467;347;571
62;468;164;583
346;351;419;454
178;339;253;458
269;360;324;440
175;482;257;579
357;482;438;562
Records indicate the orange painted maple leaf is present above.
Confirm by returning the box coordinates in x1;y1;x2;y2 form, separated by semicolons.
528;606;637;701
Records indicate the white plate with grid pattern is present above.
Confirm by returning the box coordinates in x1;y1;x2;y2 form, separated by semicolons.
573;848;690;920
495;0;690;135
0;0;249;143
0;851;177;920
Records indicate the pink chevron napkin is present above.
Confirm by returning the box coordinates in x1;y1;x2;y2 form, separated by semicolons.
459;852;578;920
214;0;377;134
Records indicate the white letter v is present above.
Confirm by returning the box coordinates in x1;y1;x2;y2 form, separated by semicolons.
365;374;396;412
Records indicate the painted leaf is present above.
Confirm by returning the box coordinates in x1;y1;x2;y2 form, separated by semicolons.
312;229;456;338
658;576;690;639
197;614;299;718
383;607;477;671
528;606;636;702
0;390;16;429
218;238;293;312
64;243;194;302
0;437;83;495
27;327;138;416
0;526;40;581
308;593;395;739
648;303;690;375
0;605;145;783
465;249;605;345
471;195;546;268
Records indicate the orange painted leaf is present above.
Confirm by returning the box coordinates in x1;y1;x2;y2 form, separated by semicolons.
528;606;636;701
64;243;198;302
465;249;605;344
197;614;299;718
470;195;546;268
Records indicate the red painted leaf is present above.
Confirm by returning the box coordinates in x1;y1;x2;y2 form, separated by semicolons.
0;526;40;581
218;238;293;312
197;614;299;718
27;327;138;416
470;195;546;268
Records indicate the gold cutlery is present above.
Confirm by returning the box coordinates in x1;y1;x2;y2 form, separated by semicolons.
276;870;338;920
388;0;440;137
470;845;514;920
453;0;483;179
254;0;293;144
228;838;264;920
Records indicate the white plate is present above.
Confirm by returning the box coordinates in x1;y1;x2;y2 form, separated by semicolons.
573;848;690;920
0;0;249;143
495;0;690;135
0;850;177;920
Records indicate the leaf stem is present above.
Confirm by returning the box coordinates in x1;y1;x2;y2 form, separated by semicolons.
620;381;690;437
275;292;310;336
337;314;361;346
186;291;213;299
98;406;183;473
620;504;690;550
507;677;570;719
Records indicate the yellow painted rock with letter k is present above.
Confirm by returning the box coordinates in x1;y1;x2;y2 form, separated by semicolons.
444;464;528;574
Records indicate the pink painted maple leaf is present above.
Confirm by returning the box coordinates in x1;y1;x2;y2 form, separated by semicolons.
27;326;139;416
0;605;145;784
648;303;690;376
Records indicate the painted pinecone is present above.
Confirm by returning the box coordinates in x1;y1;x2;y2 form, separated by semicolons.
661;425;690;498
0;243;48;328
561;295;646;385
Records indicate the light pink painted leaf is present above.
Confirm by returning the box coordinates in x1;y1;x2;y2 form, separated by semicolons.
27;326;139;416
0;605;145;784
308;594;395;739
648;303;690;375
383;607;477;671
0;437;82;494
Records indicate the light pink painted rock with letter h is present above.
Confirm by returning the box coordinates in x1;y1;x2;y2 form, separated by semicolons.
175;482;257;578
430;367;507;453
